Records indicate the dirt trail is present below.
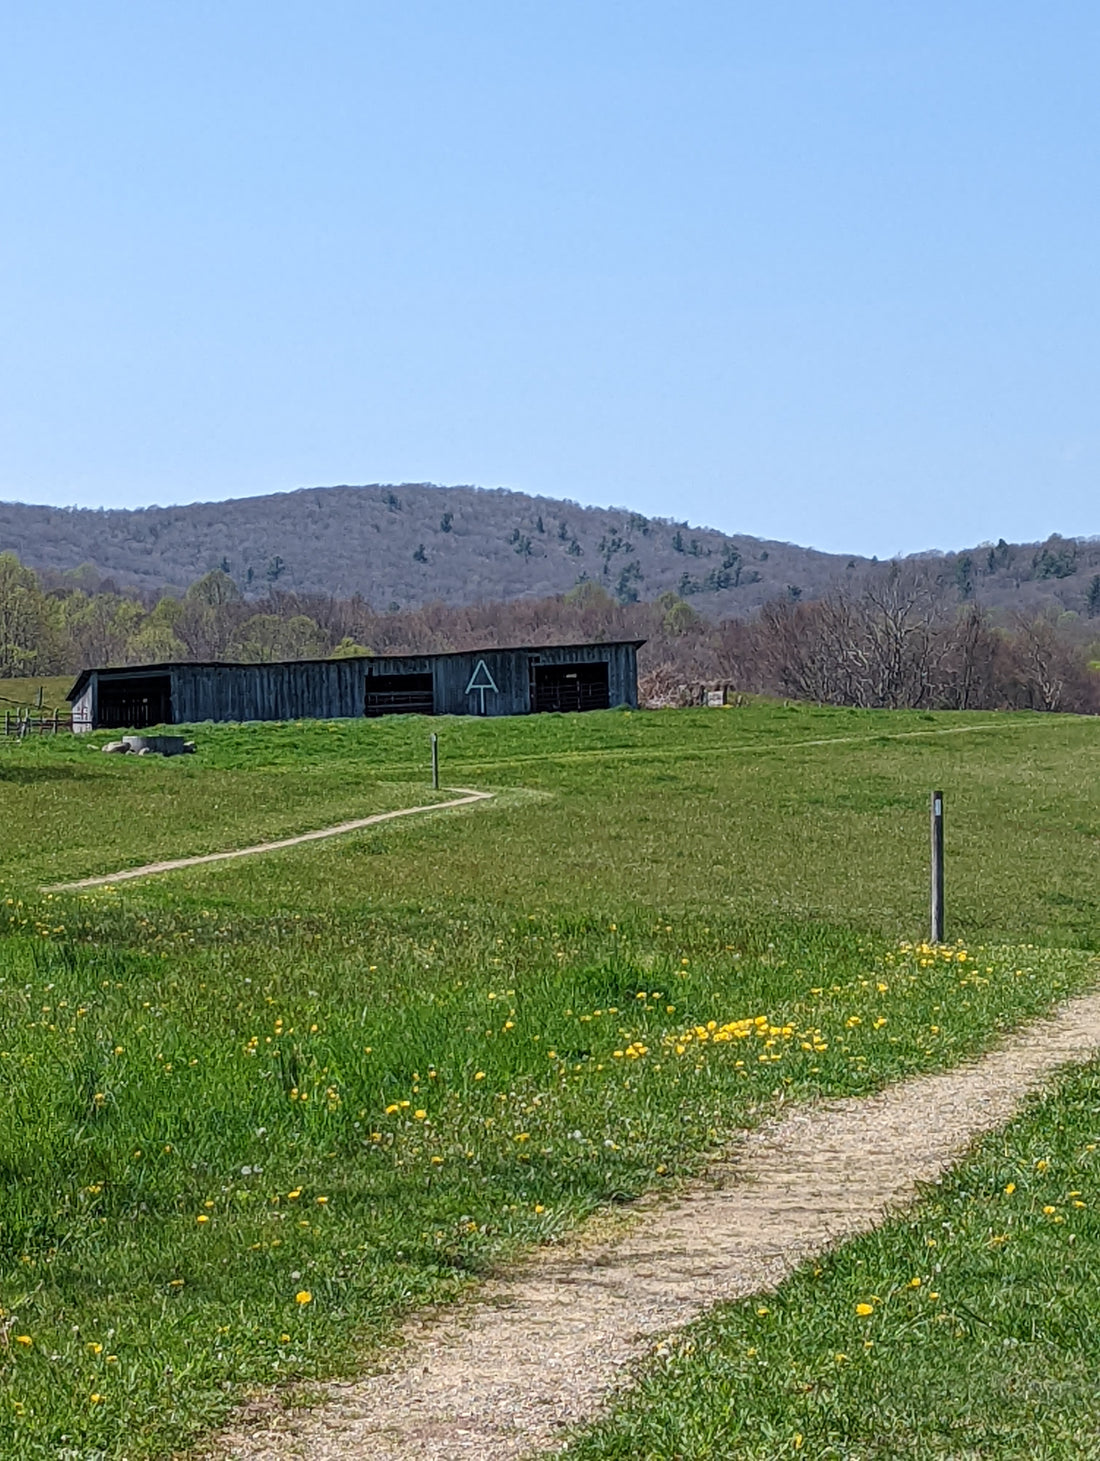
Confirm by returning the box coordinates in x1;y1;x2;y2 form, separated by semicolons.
43;789;494;892
214;982;1100;1461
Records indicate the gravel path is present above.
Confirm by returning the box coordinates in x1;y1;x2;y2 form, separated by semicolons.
43;789;494;891
213;980;1100;1461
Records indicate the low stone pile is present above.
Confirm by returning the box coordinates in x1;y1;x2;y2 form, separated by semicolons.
101;735;196;757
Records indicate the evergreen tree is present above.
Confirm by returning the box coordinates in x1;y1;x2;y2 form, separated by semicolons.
1087;574;1100;618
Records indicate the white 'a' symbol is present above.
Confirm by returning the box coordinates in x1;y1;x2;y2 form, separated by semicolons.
465;658;498;715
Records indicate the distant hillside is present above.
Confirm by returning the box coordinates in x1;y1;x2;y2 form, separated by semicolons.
0;484;866;614
0;484;1097;618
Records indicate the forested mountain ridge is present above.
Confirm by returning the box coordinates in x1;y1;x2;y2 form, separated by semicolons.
0;482;1097;619
0;483;859;613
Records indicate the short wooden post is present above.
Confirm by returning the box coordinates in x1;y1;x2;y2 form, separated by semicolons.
3;711;9;737
431;732;439;790
52;708;59;734
36;685;43;710
930;790;945;944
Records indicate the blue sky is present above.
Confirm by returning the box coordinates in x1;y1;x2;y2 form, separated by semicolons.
2;2;1098;556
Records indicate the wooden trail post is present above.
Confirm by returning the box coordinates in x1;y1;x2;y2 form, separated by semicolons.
431;732;439;790
930;790;945;944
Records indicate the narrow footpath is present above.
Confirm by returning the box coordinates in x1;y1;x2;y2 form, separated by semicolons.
43;789;495;892
213;981;1100;1461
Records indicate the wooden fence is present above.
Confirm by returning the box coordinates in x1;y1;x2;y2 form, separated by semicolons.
3;709;74;736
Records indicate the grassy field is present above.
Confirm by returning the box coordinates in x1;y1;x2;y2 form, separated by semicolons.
563;1059;1100;1460
0;702;1098;1457
0;676;72;712
3;723;451;889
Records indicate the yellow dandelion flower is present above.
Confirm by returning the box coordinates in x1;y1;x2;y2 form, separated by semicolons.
855;1302;874;1317
295;1290;312;1305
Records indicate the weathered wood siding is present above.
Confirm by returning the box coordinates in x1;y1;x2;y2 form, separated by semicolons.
82;641;640;726
365;643;638;716
168;658;368;723
72;682;95;733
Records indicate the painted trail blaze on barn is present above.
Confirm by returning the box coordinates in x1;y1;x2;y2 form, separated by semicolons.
465;659;498;715
67;641;642;730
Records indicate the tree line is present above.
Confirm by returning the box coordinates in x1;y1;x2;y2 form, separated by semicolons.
1;551;1097;714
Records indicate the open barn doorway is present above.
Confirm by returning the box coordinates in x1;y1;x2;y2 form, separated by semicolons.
97;675;173;730
365;672;435;717
530;661;610;714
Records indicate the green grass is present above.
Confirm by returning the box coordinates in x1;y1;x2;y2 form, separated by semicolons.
0;703;1098;1456
0;720;453;887
4;703;1100;944
561;1059;1100;1460
0;676;72;712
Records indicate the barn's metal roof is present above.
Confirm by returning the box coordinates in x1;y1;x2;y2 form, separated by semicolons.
67;640;646;703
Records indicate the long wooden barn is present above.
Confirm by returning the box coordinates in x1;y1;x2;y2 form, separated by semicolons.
68;640;643;732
